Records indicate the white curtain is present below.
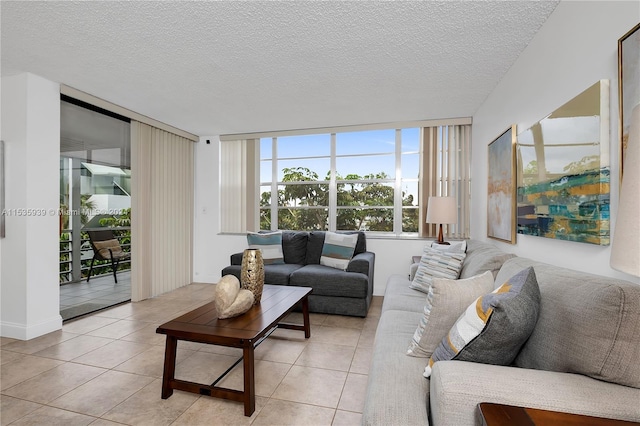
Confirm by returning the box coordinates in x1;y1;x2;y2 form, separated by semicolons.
421;125;471;239
130;121;194;301
219;139;259;233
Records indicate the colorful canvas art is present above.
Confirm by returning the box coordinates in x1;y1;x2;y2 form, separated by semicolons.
516;80;610;245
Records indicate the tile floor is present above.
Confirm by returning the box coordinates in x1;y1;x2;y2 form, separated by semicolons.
1;283;382;425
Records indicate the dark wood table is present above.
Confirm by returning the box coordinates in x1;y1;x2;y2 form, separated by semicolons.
156;284;312;416
478;403;640;426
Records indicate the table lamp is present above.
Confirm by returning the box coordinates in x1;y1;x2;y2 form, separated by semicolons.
426;196;457;245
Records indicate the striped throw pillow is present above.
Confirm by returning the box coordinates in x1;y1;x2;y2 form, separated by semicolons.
424;267;540;378
409;245;466;294
320;232;359;270
247;231;285;265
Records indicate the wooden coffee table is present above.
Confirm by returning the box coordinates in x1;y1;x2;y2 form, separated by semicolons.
156;284;312;416
478;403;640;425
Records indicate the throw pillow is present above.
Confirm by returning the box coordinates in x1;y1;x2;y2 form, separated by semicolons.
407;271;494;358
247;231;285;265
320;231;359;270
409;245;467;294
424;266;540;378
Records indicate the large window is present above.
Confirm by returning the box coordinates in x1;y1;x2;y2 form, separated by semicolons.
259;129;420;234
220;120;471;239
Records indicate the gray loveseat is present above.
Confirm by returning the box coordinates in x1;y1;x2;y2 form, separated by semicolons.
222;231;375;317
363;239;640;425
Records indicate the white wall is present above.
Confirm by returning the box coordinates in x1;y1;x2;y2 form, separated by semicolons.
472;1;640;284
1;73;63;339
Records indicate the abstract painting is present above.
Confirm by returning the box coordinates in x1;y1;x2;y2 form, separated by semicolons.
619;22;640;181
488;126;516;244
516;80;610;245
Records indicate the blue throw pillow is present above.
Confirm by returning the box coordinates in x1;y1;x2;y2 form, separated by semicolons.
247;231;285;264
320;231;358;270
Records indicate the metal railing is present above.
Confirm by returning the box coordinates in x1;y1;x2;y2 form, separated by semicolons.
59;227;131;285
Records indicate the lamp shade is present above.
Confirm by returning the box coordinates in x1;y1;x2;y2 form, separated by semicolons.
611;103;640;277
426;196;457;224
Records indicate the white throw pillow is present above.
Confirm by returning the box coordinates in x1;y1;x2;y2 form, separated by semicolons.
409;244;467;294
320;231;359;270
247;231;284;264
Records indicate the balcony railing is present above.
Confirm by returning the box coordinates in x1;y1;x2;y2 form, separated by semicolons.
59;227;131;285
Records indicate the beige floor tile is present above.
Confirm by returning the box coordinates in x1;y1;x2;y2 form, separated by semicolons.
284;312;327;326
49;370;154;417
1;330;79;355
272;365;347;408
337;373;368;413
350;346;373;374
295;342;355;372
62;316;120;335
88;419;125;426
174;351;239;384
3;362;106;404
9;405;95;426
311;325;362;347
197;343;243;357
93;302;140;319
32;335;113;361
332;409;363;425
114;345;196;378
0;395;42;426
119;323;167;346
1;349;23;365
102;378;199;426
254;336;308;364
252;399;335;426
271;327;311;341
71;340;152;369
217;359;292;398
86;319;149;339
323;315;367;330
0;355;64;391
172;395;268;426
0;337;20;347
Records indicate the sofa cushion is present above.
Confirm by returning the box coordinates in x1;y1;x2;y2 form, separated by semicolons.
382;275;426;314
362;310;430;426
289;265;368;298
459;239;515;279
409;245;466;294
407;271;494;358
247;231;284;264
222;264;304;286
320;231;358;270
498;257;640;389
282;231;308;264
425;267;540;377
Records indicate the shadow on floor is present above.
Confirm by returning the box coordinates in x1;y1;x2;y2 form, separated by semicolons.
60;271;131;321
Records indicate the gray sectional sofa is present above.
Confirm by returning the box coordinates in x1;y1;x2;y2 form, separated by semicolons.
222;231;375;317
363;239;640;425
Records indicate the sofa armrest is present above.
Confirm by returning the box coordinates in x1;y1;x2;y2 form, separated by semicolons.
347;251;374;276
430;361;640;426
230;252;243;265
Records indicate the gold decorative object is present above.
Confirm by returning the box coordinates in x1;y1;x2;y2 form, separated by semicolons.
241;249;264;304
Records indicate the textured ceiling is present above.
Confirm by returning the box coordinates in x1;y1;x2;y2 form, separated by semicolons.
1;1;559;136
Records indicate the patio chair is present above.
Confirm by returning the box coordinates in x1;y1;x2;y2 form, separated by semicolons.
87;229;130;283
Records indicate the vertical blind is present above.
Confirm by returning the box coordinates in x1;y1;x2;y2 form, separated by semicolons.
131;121;194;301
421;125;471;239
219;139;259;233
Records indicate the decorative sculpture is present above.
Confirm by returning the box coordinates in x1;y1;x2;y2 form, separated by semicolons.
241;249;265;304
214;275;254;319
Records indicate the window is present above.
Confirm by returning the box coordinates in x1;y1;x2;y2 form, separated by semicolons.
220;120;471;239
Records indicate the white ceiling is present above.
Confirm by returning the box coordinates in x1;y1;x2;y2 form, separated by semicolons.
1;1;559;137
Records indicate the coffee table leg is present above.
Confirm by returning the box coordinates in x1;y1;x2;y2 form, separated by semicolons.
302;296;311;338
243;345;256;416
161;336;177;399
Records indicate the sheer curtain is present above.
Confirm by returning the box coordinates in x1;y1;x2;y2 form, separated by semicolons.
130;121;194;301
421;125;472;239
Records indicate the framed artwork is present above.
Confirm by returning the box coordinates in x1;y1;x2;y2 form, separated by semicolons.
516;80;610;246
487;125;516;244
618;22;640;181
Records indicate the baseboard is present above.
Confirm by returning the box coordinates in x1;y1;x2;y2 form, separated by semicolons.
1;315;63;340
